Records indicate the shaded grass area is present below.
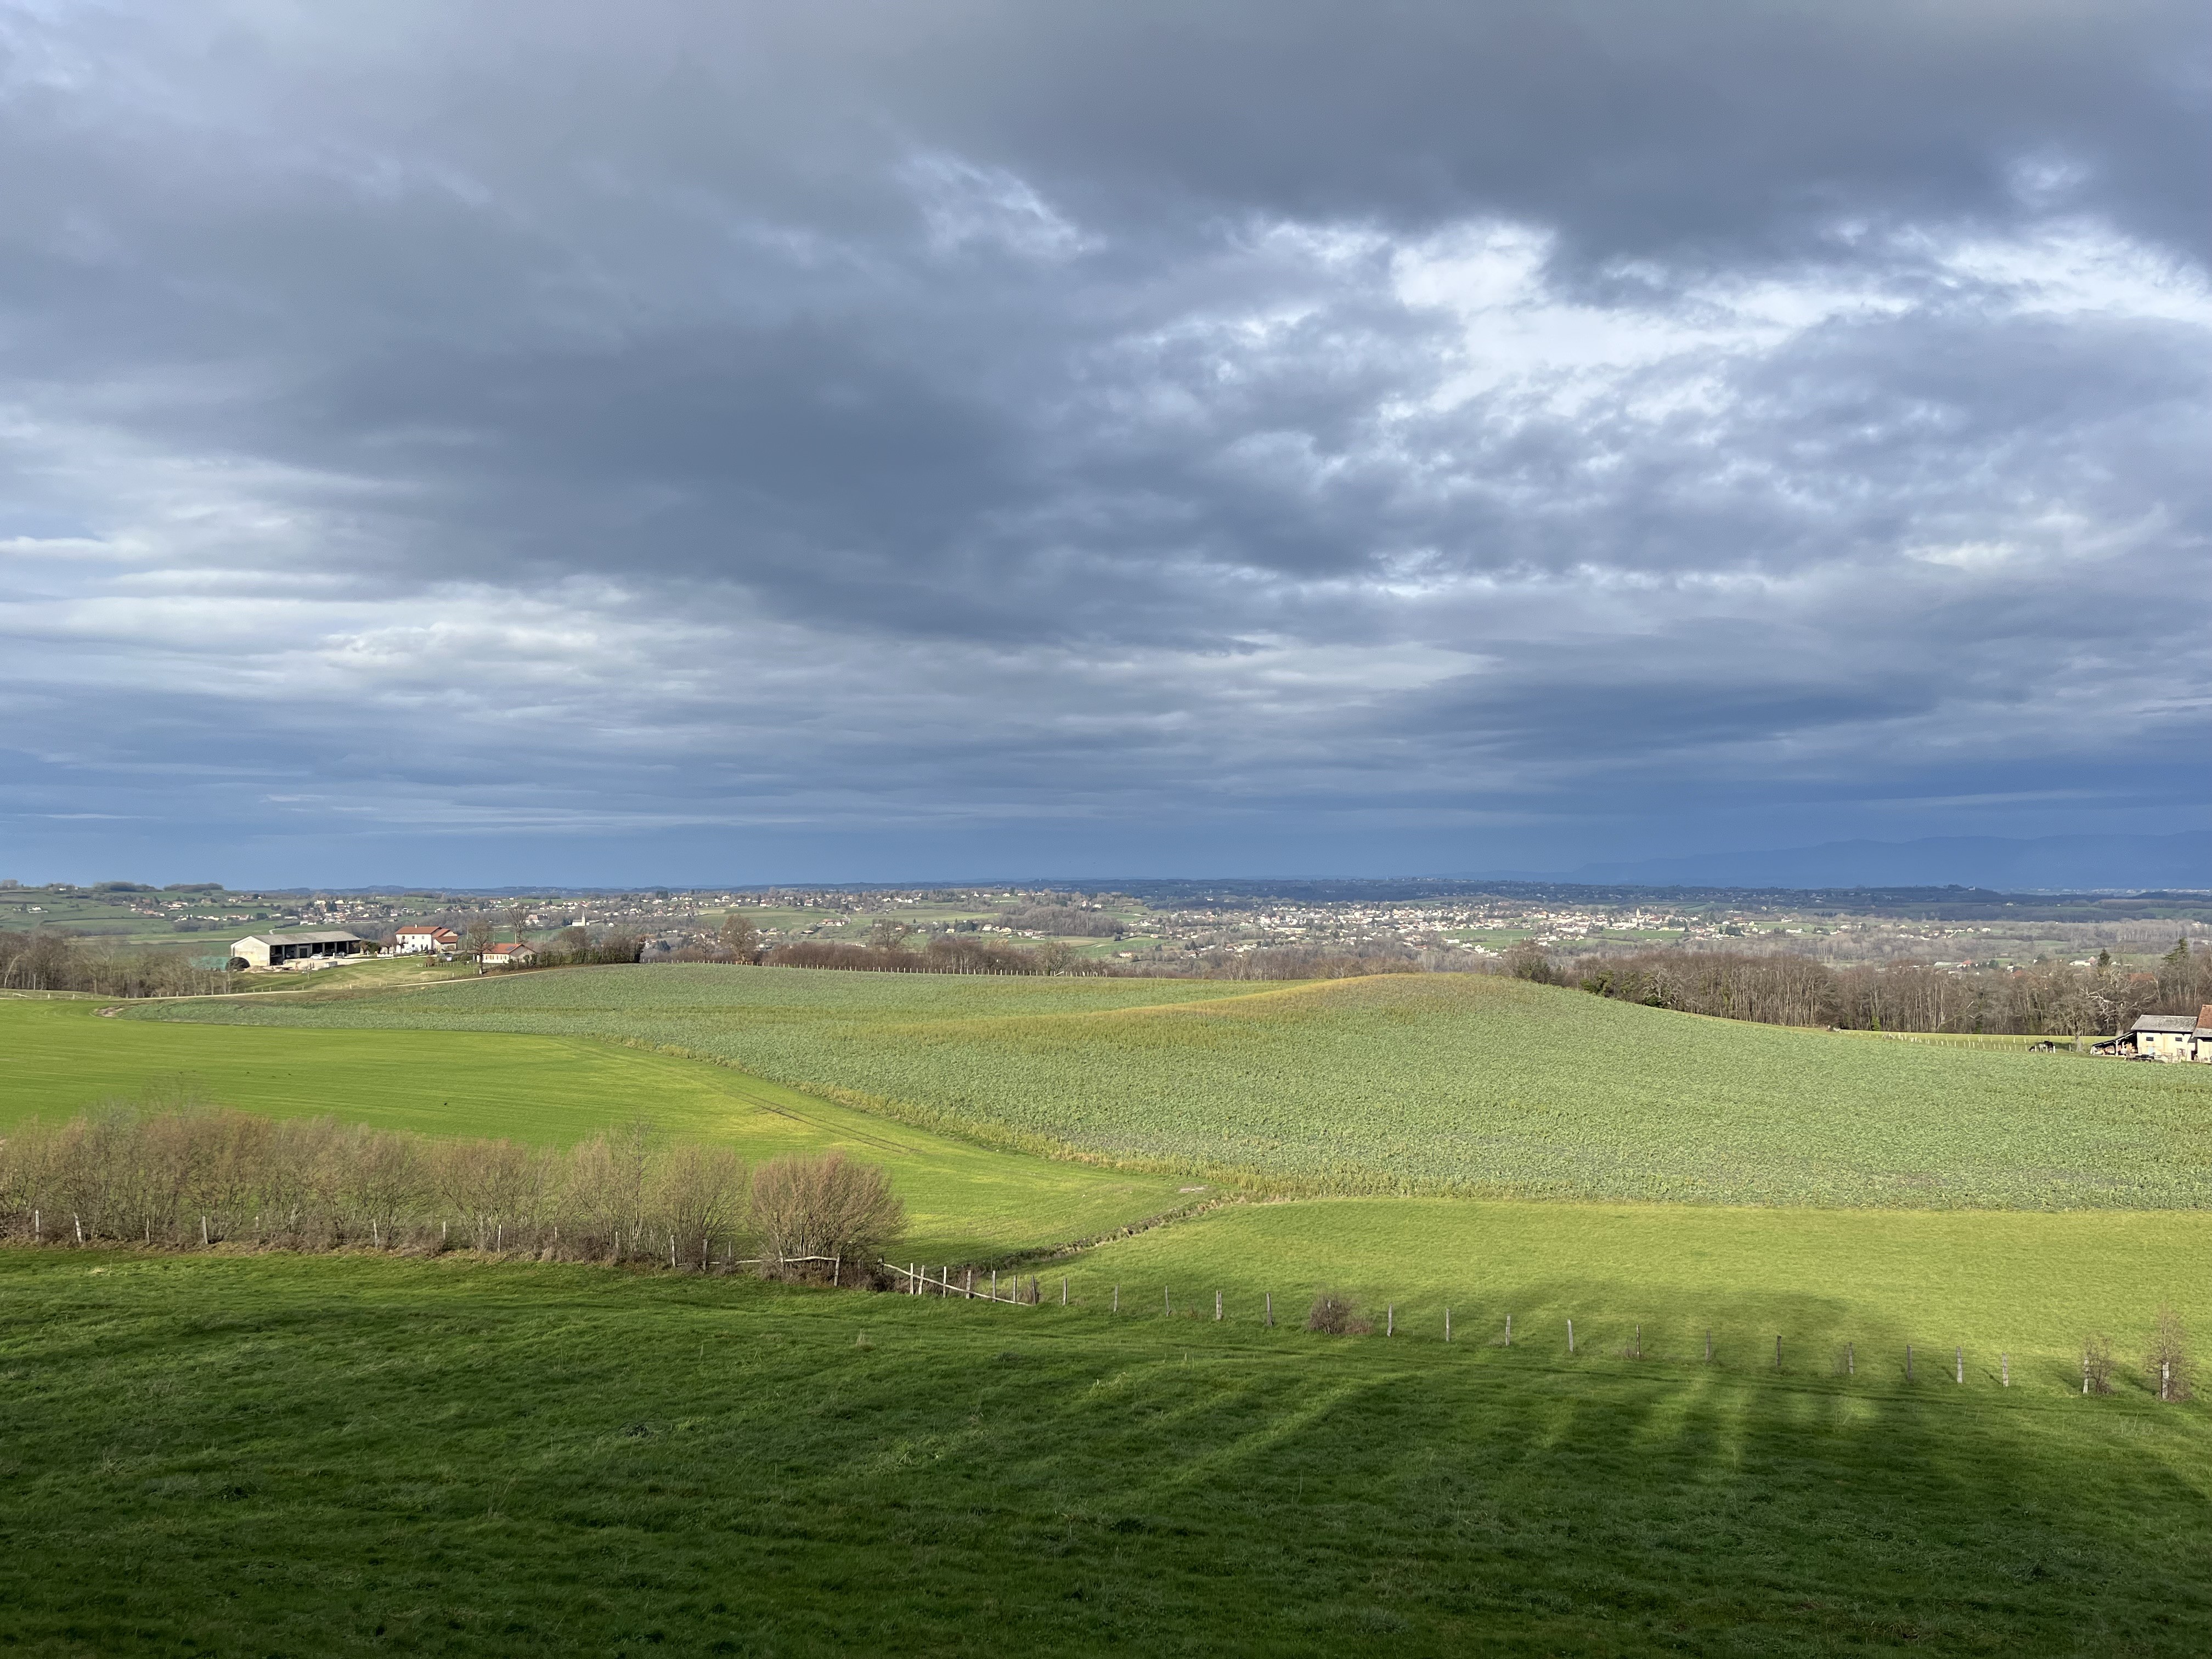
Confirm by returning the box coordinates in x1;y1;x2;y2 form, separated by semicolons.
0;998;1187;1261
2;1252;2208;1656
129;964;2212;1206
1062;1199;2212;1385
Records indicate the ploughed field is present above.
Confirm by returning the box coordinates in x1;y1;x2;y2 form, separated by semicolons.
126;964;2212;1206
7;1251;2210;1657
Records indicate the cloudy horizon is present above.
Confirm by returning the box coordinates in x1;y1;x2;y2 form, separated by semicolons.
3;1;2208;888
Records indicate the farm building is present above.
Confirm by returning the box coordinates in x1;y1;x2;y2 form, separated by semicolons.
229;929;374;969
479;942;537;967
2125;1008;2212;1061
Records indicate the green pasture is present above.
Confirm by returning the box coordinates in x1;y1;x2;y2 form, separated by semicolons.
1060;1199;2212;1386
0;998;1187;1259
128;964;2212;1206
4;1251;2208;1656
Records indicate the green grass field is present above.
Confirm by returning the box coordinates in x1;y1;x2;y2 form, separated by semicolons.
0;997;1188;1260
1064;1199;2212;1386
126;964;2212;1206
26;967;2212;1651
5;1251;2210;1656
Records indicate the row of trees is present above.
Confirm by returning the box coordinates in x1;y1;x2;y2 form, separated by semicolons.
0;1103;905;1277
0;930;235;997
1530;938;2212;1036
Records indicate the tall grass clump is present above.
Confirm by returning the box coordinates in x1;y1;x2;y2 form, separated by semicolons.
0;1099;900;1274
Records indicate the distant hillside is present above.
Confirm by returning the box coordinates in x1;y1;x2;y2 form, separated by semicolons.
1563;832;2212;892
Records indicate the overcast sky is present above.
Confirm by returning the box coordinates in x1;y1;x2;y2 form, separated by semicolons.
3;1;2208;887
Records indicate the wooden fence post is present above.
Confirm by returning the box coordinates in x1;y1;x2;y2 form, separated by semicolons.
1165;1286;1171;1317
1906;1343;1914;1380
2001;1352;2009;1387
1775;1335;1782;1371
1063;1277;1069;1307
1387;1304;1394;1337
1847;1341;1854;1375
1566;1318;1574;1355
1113;1284;1119;1314
1444;1307;1451;1343
1215;1290;1221;1321
1705;1329;1712;1364
1505;1312;1511;1347
1955;1346;1963;1385
991;1269;998;1300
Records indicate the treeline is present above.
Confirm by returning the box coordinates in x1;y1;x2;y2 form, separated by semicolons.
517;936;648;968
0;930;234;997
0;1104;904;1278
997;904;1125;938
1532;939;2212;1036
764;936;1102;975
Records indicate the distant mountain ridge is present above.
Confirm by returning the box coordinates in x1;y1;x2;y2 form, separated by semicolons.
1556;832;2212;891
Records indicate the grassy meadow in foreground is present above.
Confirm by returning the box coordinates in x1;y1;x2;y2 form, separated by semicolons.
0;998;1187;1260
129;964;2212;1205
4;1251;2210;1657
1063;1198;2212;1386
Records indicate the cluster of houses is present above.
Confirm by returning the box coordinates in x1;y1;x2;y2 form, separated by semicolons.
228;925;537;970
2107;1007;2212;1061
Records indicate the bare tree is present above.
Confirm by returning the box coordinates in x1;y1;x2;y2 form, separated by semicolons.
718;912;761;961
2148;1306;2193;1402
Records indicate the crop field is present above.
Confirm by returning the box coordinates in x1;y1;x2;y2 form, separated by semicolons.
0;998;1187;1260
6;1250;2211;1656
129;964;2212;1206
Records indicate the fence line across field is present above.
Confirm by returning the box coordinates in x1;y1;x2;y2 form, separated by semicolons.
876;1277;2101;1392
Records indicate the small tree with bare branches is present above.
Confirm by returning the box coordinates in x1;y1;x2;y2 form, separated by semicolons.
747;1152;905;1279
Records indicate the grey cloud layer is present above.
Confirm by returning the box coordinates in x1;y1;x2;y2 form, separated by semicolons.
1;0;2207;881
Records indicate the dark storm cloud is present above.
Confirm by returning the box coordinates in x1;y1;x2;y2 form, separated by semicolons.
0;0;2208;883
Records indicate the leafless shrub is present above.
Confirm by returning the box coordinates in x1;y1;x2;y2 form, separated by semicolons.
2148;1306;2193;1402
1306;1291;1371;1335
0;1099;900;1283
747;1152;906;1278
2083;1334;2115;1395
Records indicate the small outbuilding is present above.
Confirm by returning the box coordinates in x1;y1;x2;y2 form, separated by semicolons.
230;929;374;969
479;942;537;967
